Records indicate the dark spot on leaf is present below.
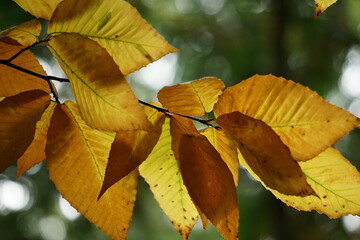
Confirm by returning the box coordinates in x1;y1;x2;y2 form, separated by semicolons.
160;168;163;170
184;216;187;219
183;208;186;212
323;205;327;207
342;205;345;208
327;119;330;123
168;184;172;187
154;184;158;187
191;217;195;221
323;195;327;199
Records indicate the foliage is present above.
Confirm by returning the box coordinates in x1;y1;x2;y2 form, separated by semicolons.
0;0;359;239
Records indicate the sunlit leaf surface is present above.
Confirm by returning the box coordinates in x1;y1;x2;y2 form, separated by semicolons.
140;118;198;239
158;77;225;116
46;101;138;240
315;0;338;17
214;74;360;161
0;90;50;172
170;116;239;240
48;33;151;131
49;0;178;75
12;0;63;20
240;148;360;218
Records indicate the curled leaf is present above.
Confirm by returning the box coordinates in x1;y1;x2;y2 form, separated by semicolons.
217;111;315;197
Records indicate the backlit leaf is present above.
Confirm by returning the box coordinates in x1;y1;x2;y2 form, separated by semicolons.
240;148;360;218
17;101;56;178
48;0;178;75
170;116;239;240
99;103;165;197
139;118;198;239
0;42;50;97
12;0;63;20
0;19;41;47
46;101;138;240
214;74;360;161
217;111;315;197
158;77;225;116
0;90;50;173
201;127;239;185
48;33;151;131
315;0;338;17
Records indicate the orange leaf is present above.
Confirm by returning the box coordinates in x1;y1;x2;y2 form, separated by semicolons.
48;33;151;131
46;101;138;240
214;74;360;161
12;0;62;20
158;77;225;116
170;116;239;240
17;101;56;178
0;19;41;47
0;42;50;97
201;127;239;186
217;111;315;197
99;103;165;197
315;0;338;17
0;90;50;172
49;0;178;75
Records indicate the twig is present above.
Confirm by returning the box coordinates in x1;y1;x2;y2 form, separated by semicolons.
1;41;219;128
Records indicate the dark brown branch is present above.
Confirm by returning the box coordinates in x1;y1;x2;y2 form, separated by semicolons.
1;44;218;128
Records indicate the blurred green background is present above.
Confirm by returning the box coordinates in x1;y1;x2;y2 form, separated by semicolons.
1;0;360;239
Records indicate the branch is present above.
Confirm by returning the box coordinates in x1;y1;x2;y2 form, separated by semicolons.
1;43;219;128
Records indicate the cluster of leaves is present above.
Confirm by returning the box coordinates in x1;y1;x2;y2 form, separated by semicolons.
0;0;358;239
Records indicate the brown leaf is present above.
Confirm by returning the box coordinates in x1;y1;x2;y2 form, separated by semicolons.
170;116;239;240
99;103;165;197
0;19;41;47
217;111;315;197
0;90;50;172
158;77;225;116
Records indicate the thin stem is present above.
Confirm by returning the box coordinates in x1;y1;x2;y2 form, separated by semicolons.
1;41;219;128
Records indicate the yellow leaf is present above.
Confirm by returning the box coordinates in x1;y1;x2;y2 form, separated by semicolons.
0;42;50;97
214;74;360;161
158;77;225;116
0;90;50;173
217;111;315;197
17;101;56;178
12;0;63;20
139;118;198;239
0;19;41;47
46;101;138;240
170;116;239;240
48;33;151;131
48;0;178;75
201;127;239;186
240;148;360;218
315;0;338;17
99;103;165;197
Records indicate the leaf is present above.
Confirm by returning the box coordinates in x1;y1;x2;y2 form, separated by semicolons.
240;148;360;218
0;90;50;173
315;0;338;17
0;19;41;47
48;33;151;131
139;118;198;239
12;0;63;20
214;74;360;161
48;0;178;75
46;101;138;240
201;127;239;186
99;103;165;197
158;77;225;116
170;116;239;240
17;101;56;178
0;43;50;97
217;111;315;197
